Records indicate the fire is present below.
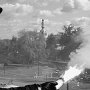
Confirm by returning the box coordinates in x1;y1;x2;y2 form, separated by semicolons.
62;66;83;83
56;65;83;89
56;79;64;89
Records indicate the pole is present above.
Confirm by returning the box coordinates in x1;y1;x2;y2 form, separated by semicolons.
40;19;44;34
38;58;39;76
67;82;69;90
41;19;44;31
3;63;5;76
38;50;39;76
37;19;44;76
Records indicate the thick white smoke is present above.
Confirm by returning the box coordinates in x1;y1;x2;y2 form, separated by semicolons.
68;23;90;69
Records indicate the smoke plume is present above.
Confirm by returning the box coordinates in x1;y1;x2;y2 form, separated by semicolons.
68;24;90;69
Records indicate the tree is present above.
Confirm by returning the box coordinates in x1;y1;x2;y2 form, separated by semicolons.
18;30;47;64
46;34;57;60
57;24;83;61
46;34;56;49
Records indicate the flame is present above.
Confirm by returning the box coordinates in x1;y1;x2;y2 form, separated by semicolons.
56;79;64;89
56;65;83;89
62;65;83;83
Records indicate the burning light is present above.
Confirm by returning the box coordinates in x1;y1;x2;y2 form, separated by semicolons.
62;66;83;83
56;65;83;89
56;79;64;89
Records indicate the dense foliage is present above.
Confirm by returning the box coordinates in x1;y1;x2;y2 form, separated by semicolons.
0;24;83;66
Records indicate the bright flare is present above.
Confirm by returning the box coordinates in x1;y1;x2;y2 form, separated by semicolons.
56;65;83;89
56;79;64;89
62;66;83;83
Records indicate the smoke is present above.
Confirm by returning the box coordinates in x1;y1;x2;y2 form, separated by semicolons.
68;24;90;69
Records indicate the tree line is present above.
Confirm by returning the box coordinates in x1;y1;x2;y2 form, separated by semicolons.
0;24;83;66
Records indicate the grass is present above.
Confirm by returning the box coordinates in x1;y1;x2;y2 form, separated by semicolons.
0;65;57;85
0;65;90;90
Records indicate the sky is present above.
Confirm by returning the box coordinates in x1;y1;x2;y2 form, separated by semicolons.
0;0;90;39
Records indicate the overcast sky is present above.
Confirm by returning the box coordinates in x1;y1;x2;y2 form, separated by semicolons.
0;0;90;39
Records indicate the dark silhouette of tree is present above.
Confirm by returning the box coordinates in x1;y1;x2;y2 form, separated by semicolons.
0;24;83;66
46;34;57;60
18;30;47;64
57;24;83;61
46;34;56;49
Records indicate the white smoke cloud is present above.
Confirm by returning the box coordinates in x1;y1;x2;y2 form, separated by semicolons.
68;17;90;69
